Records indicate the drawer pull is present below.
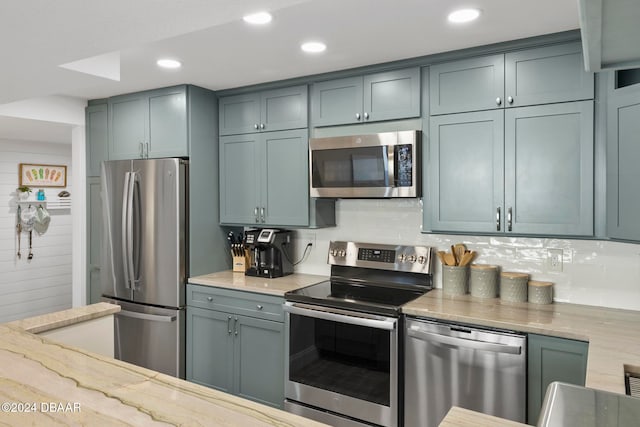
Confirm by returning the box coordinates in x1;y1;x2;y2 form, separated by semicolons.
207;296;213;302
257;305;263;310
227;316;232;335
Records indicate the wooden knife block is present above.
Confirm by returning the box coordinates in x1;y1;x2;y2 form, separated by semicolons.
232;250;249;273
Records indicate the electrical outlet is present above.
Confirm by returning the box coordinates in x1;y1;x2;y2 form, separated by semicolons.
297;232;316;247
547;249;563;272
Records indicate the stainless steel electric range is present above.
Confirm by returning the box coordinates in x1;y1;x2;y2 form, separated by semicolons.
283;241;433;427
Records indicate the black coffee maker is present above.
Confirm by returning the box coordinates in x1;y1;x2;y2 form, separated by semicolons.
244;229;294;278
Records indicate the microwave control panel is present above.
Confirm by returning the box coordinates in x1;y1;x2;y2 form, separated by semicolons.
395;144;413;187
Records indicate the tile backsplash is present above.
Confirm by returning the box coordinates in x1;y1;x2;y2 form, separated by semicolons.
292;199;640;311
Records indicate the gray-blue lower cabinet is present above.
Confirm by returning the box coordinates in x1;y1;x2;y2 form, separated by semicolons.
527;334;589;425
186;286;285;409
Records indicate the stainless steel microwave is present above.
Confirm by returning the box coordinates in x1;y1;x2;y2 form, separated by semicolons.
309;130;421;198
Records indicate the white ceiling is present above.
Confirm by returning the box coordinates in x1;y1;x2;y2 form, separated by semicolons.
0;0;580;142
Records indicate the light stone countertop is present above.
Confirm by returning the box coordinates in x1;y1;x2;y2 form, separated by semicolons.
189;270;328;296
403;290;640;394
438;407;527;427
0;305;328;426
6;302;120;334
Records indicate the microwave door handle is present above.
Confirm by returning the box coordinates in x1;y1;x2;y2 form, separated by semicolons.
387;145;395;188
121;172;131;289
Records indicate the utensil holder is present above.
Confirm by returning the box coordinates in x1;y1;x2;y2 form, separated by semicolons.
470;264;498;298
500;272;529;302
442;265;469;296
528;280;553;304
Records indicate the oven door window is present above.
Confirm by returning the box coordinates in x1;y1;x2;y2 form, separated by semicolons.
311;146;389;188
288;313;391;406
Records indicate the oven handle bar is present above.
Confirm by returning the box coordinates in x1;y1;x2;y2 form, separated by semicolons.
407;327;522;355
283;303;396;330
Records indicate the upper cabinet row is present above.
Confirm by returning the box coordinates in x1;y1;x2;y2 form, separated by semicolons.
430;42;593;115
311;67;421;126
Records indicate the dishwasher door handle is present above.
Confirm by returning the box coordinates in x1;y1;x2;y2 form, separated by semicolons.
408;327;522;355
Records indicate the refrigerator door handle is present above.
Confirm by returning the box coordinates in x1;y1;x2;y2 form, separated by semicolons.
121;172;132;289
130;171;140;290
125;171;137;290
116;309;177;323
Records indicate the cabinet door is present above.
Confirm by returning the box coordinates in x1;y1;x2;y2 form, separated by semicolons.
428;110;504;233
186;307;234;393
219;134;260;224
363;68;421;122
607;84;640;240
109;94;147;160
87;177;102;304
148;87;188;157
527;334;588;425
86;104;108;177
260;85;308;132
234;315;285;408
505;101;594;236
505;42;594;107
430;54;505;115
261;130;309;226
311;76;363;126
219;93;261;135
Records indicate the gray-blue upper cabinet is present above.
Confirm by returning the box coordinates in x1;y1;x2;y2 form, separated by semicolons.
311;68;421;126
220;129;311;227
109;85;188;159
606;70;640;241
430;42;594;115
426;101;594;236
218;85;308;135
85;103;108;177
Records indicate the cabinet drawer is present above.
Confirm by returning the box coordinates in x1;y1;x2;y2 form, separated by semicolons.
187;284;284;322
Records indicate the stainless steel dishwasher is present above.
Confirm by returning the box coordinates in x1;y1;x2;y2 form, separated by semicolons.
404;317;527;427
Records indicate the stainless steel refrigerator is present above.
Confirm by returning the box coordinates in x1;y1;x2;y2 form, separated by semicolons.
101;158;187;378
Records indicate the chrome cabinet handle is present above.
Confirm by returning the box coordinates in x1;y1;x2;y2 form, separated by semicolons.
145;142;149;158
254;207;259;223
260;207;265;223
496;97;502;106
496;207;501;231
207;296;213;302
254;124;259;130
234;317;238;336
355;113;361;120
257;305;263;310
507;96;514;104
508;207;513;231
139;142;144;158
227;316;232;335
364;112;369;120
260;123;265;130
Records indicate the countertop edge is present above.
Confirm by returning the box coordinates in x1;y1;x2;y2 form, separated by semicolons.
439;406;528;427
6;302;121;334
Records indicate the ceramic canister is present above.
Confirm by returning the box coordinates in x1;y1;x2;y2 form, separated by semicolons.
528;280;553;304
442;265;469;296
500;272;529;302
469;264;499;298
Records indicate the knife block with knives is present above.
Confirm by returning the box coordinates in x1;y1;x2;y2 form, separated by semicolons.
228;231;249;273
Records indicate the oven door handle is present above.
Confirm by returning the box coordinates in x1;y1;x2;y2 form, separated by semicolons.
283;303;396;330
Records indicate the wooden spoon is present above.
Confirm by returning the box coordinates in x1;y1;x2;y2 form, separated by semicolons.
444;252;457;266
459;251;476;266
454;244;466;265
436;251;447;265
450;245;457;265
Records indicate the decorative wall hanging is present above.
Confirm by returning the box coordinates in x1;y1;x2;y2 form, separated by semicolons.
19;164;67;187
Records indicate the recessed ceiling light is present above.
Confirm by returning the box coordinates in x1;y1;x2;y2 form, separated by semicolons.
243;11;272;25
448;8;481;24
301;41;326;54
156;59;182;69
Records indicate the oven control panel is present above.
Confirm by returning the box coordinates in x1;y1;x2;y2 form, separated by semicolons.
328;241;433;274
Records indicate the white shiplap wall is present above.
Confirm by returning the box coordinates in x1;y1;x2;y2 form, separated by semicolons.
0;139;72;322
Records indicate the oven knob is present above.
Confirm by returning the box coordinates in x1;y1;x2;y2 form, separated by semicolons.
398;254;406;262
417;256;427;264
338;250;346;257
407;255;417;263
329;249;337;257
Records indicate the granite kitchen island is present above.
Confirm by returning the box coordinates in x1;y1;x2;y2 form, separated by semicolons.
0;303;326;426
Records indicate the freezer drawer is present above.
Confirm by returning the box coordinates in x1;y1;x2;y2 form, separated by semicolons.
103;298;185;378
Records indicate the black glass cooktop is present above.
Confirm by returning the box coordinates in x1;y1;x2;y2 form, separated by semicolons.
284;279;428;317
